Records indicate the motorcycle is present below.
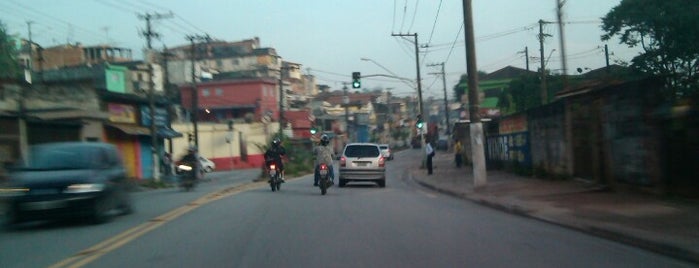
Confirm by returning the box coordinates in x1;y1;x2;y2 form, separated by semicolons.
318;162;332;195
176;162;197;191
268;163;282;192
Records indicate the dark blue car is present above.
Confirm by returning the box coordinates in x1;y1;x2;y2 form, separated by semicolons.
1;142;133;227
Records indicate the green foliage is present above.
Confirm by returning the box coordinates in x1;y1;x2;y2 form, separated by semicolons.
498;74;541;114
0;21;20;80
601;0;699;98
452;71;489;102
254;133;314;178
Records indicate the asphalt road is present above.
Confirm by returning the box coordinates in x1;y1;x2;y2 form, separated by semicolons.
1;151;693;268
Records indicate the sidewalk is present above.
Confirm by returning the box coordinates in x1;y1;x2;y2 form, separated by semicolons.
409;151;699;264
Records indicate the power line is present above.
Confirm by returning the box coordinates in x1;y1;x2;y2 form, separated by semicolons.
407;0;420;33
4;0;105;44
442;22;463;65
399;0;408;33
426;0;443;46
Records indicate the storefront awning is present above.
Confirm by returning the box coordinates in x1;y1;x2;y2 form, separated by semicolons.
106;123;183;139
106;123;151;136
157;127;183;138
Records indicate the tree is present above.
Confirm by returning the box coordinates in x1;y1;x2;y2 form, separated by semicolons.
452;70;488;102
601;0;699;98
498;74;541;114
0;21;20;81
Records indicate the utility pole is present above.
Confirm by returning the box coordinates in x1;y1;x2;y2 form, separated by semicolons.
185;34;211;149
538;19;553;104
463;0;487;188
18;21;34;163
604;44;610;72
391;32;425;164
161;46;174;154
428;62;450;135
139;12;172;182
519;47;530;71
343;83;351;142
556;0;568;87
278;67;285;136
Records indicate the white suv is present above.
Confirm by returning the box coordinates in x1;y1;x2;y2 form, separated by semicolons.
339;143;386;187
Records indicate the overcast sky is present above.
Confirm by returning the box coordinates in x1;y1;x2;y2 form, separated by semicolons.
1;0;639;98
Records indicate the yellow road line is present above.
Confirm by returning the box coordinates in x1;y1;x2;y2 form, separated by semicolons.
49;181;268;268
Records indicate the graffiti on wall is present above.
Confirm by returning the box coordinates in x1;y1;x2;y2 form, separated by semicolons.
486;114;531;166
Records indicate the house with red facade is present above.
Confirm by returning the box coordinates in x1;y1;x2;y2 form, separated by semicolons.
180;78;280;123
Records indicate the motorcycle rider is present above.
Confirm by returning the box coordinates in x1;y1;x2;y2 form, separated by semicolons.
264;138;286;182
313;134;335;186
178;145;202;181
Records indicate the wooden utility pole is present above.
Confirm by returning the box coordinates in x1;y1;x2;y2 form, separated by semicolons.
139;12;172;182
428;62;450;135
463;0;487;188
391;32;425;166
538;19;552;104
185;34;211;149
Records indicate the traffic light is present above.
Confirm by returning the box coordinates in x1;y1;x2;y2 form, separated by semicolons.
415;114;424;129
352;72;361;88
310;126;318;135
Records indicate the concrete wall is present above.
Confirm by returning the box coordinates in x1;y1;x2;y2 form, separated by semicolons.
528;102;570;176
171;122;279;170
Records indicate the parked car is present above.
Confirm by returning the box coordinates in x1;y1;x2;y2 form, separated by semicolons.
436;138;449;151
0;142;133;226
379;144;393;160
199;156;216;173
338;143;386;188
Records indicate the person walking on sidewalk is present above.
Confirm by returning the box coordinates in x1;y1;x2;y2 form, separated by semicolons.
454;140;463;168
426;141;435;175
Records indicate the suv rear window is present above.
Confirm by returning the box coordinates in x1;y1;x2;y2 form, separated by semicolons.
379;145;388;149
344;145;380;158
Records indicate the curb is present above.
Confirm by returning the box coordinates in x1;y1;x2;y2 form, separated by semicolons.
408;171;699;265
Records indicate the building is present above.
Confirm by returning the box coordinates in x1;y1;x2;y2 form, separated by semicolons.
179;78;280;123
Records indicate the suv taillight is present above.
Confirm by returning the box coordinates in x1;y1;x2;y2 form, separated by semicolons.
379;156;385;167
340;156;346;167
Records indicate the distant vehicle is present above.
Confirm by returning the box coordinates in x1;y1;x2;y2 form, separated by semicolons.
199;156;216;173
436;138;449;151
379;144;393;160
339;143;386;188
1;142;133;226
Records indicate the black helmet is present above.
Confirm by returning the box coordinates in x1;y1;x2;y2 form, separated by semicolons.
320;134;329;145
272;138;281;147
187;145;197;153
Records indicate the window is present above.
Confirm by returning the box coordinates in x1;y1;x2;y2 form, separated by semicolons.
216;59;223;68
232;59;240;65
344;145;380;158
202;89;210;97
215;88;223;96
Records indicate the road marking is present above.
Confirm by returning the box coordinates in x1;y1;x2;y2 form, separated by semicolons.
49;181;268;268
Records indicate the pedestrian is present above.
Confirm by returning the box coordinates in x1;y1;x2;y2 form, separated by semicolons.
454;140;463;168
426;141;435;175
162;152;173;175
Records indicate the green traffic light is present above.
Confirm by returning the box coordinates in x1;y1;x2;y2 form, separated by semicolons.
310;128;317;134
352;81;361;88
416;121;424;129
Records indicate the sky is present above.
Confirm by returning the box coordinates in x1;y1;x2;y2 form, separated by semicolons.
1;0;640;99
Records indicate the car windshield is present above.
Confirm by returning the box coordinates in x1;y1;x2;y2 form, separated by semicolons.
379;145;388;150
20;145;100;170
345;145;380;158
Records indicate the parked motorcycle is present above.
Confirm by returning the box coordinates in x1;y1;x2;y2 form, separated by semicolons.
318;162;332;195
268;163;282;192
176;162;197;191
